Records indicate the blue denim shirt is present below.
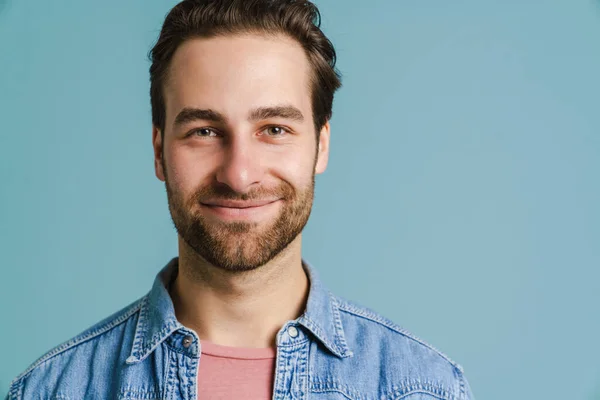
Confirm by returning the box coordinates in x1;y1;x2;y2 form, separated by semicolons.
6;258;474;399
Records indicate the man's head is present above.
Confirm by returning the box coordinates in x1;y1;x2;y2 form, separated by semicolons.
150;0;341;272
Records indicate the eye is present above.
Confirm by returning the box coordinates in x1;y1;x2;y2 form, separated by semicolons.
191;127;218;137
262;126;288;137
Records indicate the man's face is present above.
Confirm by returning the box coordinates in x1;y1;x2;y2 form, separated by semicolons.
153;34;330;272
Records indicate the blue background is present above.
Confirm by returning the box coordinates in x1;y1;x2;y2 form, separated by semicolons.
1;0;599;399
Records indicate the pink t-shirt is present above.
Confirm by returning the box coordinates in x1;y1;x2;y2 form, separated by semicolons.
197;340;276;400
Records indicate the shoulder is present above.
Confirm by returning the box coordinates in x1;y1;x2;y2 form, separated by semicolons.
327;294;471;400
6;297;144;399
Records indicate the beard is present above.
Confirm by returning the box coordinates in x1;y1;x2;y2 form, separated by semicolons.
164;171;315;272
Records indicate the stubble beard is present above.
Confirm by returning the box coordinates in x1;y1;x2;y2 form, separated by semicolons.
165;172;315;272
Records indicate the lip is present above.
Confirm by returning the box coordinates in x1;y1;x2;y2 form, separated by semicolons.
201;199;280;208
200;199;281;221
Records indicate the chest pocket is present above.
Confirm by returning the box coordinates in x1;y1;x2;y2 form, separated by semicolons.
312;395;451;400
118;388;163;400
310;380;455;400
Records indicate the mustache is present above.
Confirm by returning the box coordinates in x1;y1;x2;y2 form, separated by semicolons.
188;182;295;205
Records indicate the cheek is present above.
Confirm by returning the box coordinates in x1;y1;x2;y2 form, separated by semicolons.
165;147;210;194
272;146;315;188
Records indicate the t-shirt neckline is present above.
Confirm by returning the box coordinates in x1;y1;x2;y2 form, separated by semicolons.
200;340;277;360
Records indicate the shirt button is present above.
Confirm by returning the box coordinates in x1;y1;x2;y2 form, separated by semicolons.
287;326;299;338
182;335;194;348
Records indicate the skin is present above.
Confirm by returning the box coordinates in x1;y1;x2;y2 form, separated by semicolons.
151;33;331;348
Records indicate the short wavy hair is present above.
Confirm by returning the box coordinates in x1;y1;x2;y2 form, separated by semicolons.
149;0;342;136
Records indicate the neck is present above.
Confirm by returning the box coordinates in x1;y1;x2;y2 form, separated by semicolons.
170;235;309;348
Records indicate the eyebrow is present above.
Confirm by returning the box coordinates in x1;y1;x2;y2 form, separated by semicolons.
174;108;225;127
173;105;305;128
248;105;304;122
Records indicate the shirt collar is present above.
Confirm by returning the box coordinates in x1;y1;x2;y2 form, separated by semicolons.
297;259;353;358
127;257;352;364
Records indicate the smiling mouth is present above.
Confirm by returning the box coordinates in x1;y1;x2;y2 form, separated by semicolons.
201;199;280;209
199;199;281;220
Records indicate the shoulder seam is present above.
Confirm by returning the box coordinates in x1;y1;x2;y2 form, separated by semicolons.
8;296;144;388
456;365;468;400
336;297;464;373
7;376;23;400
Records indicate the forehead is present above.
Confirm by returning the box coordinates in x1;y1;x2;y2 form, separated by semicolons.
164;33;313;125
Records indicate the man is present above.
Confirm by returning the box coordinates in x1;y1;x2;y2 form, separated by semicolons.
6;1;474;399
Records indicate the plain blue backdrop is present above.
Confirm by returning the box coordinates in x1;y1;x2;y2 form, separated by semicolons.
1;0;599;399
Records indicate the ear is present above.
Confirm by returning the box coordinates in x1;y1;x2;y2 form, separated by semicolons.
314;121;330;175
152;125;166;182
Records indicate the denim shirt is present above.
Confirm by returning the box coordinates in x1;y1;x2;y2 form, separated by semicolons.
6;258;474;400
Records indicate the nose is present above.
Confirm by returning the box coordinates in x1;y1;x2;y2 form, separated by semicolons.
215;136;264;194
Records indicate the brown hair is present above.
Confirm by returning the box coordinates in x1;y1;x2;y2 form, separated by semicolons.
149;0;342;137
